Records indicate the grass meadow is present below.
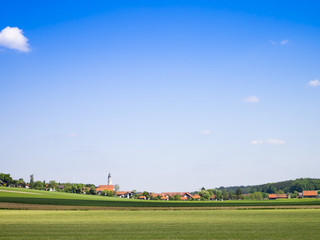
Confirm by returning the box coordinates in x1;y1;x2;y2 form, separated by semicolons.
1;187;320;208
1;188;320;239
1;209;320;239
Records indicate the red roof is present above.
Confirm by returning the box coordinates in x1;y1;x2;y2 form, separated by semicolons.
151;193;162;197
96;185;114;192
161;196;168;200
180;197;187;200
303;191;318;196
139;196;146;199
116;191;130;195
269;194;287;199
192;195;201;199
161;192;191;197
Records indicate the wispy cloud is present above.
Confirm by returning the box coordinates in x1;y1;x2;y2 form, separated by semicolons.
269;39;289;45
269;40;277;45
244;96;260;103
266;139;286;145
201;130;212;135
308;79;320;87
0;26;30;52
250;139;264;145
68;133;77;137
251;139;286;145
280;39;289;45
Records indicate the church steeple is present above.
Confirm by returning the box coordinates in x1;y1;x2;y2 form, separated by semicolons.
107;173;112;185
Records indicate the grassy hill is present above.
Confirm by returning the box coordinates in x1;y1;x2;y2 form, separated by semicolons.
1;187;320;208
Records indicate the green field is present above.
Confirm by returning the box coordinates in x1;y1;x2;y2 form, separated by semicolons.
1;187;320;208
1;188;320;239
1;209;320;239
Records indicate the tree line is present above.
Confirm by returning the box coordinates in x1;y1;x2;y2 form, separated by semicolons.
0;173;115;196
215;178;320;194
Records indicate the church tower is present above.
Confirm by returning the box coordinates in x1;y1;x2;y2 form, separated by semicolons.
107;173;112;185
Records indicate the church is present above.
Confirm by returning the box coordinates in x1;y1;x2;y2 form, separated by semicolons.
96;173;114;193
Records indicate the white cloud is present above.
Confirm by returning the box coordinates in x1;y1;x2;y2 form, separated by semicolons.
68;133;77;137
0;26;30;52
269;39;289;45
250;140;264;145
308;79;320;87
201;130;212;135
250;139;286;145
266;139;286;145
280;39;289;45
269;40;277;45
244;96;260;103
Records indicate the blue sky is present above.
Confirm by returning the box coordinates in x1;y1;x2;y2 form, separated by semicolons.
1;1;320;192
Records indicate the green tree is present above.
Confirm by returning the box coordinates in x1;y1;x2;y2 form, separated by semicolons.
17;178;26;188
236;188;242;196
199;190;210;200
215;191;222;200
30;174;34;188
222;190;229;200
114;184;120;191
71;184;77;193
174;194;181;200
63;183;72;193
132;190;137;197
291;191;299;198
0;173;13;186
252;192;263;200
89;186;96;195
102;189;113;196
48;180;57;190
228;190;235;200
262;192;269;199
33;181;45;190
267;186;277;194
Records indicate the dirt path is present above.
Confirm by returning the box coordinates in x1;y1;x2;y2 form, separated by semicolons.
1;202;320;210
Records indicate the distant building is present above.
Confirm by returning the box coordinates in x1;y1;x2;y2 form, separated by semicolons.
302;191;318;198
116;191;134;198
192;195;201;200
96;172;114;194
107;173;112;185
160;192;193;200
268;194;287;200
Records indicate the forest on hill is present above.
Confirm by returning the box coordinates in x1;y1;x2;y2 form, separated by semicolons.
215;178;320;194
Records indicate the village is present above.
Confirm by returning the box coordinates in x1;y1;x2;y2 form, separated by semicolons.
60;173;320;201
1;173;319;201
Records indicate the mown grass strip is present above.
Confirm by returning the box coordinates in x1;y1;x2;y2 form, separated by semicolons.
1;209;320;239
